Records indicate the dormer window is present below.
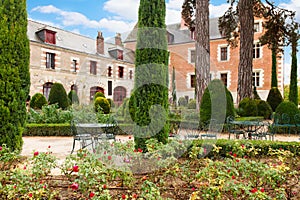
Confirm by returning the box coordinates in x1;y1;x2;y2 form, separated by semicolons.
36;29;56;44
117;50;123;60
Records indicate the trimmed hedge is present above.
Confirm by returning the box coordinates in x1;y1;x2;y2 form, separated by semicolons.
191;139;300;157
238;97;258;117
267;87;283;111
24;123;72;136
30;93;47;109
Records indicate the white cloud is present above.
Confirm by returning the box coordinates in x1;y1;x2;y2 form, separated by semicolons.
103;0;139;21
210;3;231;18
99;18;135;34
279;0;300;22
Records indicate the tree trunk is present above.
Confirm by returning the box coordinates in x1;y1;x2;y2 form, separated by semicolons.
237;0;254;103
195;0;210;111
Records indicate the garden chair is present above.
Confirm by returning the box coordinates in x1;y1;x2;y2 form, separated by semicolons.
250;121;268;140
294;113;300;138
200;119;219;139
226;116;245;140
94;117;117;145
70;120;95;154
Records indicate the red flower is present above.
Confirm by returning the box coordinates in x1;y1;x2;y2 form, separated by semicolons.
232;175;235;179
192;187;195;191
250;188;258;193
43;185;46;189
108;155;112;160
103;184;107;189
23;165;27;170
13;185;16;189
71;183;79;190
104;151;107;155
260;188;265;192
73;165;79;172
203;148;207;154
233;153;237;158
132;193;137;198
236;159;240;163
28;193;33;197
0;146;2;151
229;151;232;155
129;136;132;139
227;169;230;173
138;148;143;153
48;145;51;148
241;144;245;148
121;194;126;199
89;192;95;198
33;151;39;156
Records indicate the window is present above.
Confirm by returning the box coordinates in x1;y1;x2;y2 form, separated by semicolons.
220;73;228;87
45;30;56;44
43;82;53;100
108;66;112;77
108;81;112;95
220;47;228;61
254;22;260;32
190;74;196;88
90;86;104;101
129;70;133;79
190;49;195;63
117;50;123;60
253;43;261;59
46;53;55;69
90;61;97;75
252;71;261;87
113;86;126;107
118;66;124;78
72;60;77;72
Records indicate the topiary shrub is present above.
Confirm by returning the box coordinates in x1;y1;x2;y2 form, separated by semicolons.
178;97;188;107
93;92;105;100
275;101;300;124
94;97;110;114
253;86;261;100
30;93;47;109
200;79;235;125
48;83;69;110
107;98;115;108
238;98;258;117
187;99;196;109
267;87;283;111
68;90;79;104
256;100;272;119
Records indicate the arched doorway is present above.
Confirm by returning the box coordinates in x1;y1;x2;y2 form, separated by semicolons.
90;86;104;101
43;82;53;100
113;86;126;106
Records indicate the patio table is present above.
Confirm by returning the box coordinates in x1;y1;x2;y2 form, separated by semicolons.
230;120;264;140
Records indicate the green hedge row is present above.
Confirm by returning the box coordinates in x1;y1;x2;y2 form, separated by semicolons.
191;139;300;157
24;124;72;136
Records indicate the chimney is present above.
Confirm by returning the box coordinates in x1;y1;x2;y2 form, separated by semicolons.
115;33;122;46
96;31;104;54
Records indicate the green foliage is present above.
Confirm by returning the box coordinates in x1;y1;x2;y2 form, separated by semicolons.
267;87;283;111
30;93;48;109
94;97;110;114
48;83;69;110
200;79;235;124
93;92;105;100
68;90;79;104
187;99;196;109
275;101;300;124
289;52;298;106
0;0;30;151
27;104;73;124
256;100;272;119
23;123;72;136
237;98;258;117
130;0;169;150
107;98;115;108
271;49;278;87
178;97;188;107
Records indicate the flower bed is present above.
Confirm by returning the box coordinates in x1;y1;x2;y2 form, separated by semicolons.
0;140;299;199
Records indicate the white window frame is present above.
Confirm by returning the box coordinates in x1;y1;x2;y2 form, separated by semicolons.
70;57;79;73
217;71;231;88
252;69;264;88
218;45;230;62
188;48;195;64
254;20;263;33
253;41;262;59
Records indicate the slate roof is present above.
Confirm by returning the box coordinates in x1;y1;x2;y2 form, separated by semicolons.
27;20;134;63
124;17;223;44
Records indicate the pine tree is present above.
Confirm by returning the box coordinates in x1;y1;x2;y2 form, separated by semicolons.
0;0;30;151
129;0;169;150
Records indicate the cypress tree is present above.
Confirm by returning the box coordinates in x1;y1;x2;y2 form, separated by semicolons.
0;0;30;151
271;49;278;87
48;83;69;110
289;31;298;106
129;0;169;150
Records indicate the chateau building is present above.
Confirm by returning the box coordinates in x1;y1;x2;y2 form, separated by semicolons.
124;17;284;104
27;20;135;106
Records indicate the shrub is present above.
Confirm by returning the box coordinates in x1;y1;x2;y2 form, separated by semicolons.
107;98;115;108
93;92;105;100
30;93;47;109
256;100;272;119
187;99;196;109
68;90;79;104
238;98;258;117
94;97;110;114
200;79;235;125
178;97;188;107
275;101;300;124
253;86;261;100
267;87;283;111
48;83;69;109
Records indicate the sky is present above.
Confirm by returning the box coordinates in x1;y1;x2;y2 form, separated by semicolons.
26;0;300;83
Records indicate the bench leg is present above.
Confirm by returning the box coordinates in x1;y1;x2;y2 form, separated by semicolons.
70;139;76;154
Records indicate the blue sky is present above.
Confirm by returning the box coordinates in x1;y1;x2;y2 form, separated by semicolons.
26;0;300;83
